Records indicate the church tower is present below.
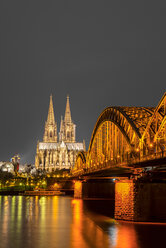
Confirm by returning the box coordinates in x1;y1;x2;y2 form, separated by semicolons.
59;95;76;142
43;95;57;142
35;95;84;172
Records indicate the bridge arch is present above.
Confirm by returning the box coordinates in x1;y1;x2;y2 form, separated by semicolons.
86;106;154;170
72;151;87;175
72;93;166;175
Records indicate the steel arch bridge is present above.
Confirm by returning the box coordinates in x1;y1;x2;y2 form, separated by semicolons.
72;93;166;175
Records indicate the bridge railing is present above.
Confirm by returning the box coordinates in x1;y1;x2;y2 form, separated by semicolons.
72;150;166;176
131;150;166;165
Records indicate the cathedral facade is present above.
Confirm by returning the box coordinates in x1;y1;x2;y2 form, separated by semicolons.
35;95;85;171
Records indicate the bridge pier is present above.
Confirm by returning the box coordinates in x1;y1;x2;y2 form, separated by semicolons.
74;179;166;222
115;180;166;222
74;180;83;198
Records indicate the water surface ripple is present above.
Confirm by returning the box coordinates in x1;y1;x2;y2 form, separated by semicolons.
0;196;165;248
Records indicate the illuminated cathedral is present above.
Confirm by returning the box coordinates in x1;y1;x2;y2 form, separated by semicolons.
35;95;85;171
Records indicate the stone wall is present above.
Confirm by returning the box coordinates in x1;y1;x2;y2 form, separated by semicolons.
115;180;166;222
74;181;82;198
115;180;135;221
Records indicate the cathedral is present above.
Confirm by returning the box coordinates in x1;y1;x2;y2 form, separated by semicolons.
35;95;85;171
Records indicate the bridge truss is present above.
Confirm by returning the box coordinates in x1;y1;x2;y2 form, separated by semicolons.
72;93;166;175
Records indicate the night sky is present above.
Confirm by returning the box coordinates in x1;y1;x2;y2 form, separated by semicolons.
0;1;165;164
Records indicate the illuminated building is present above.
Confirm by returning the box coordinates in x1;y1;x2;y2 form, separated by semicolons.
35;95;85;171
0;161;14;173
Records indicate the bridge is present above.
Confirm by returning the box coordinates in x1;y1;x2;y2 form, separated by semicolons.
67;93;166;222
72;93;166;177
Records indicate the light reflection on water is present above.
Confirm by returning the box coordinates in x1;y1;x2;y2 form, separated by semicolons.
0;196;166;248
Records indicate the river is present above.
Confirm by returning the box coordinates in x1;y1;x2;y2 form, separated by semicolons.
0;196;166;248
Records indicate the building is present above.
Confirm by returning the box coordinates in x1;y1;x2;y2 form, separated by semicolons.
35;95;85;171
0;161;14;173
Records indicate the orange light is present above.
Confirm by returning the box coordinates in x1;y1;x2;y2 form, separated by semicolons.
71;199;77;204
74;181;82;198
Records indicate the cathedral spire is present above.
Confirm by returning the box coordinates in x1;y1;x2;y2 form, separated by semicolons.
43;95;57;142
47;94;55;124
64;95;72;123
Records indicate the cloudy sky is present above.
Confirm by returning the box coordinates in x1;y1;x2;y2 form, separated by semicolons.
0;0;165;163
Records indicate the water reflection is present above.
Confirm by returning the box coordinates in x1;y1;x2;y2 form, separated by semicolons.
114;224;139;248
71;199;111;248
0;196;166;248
